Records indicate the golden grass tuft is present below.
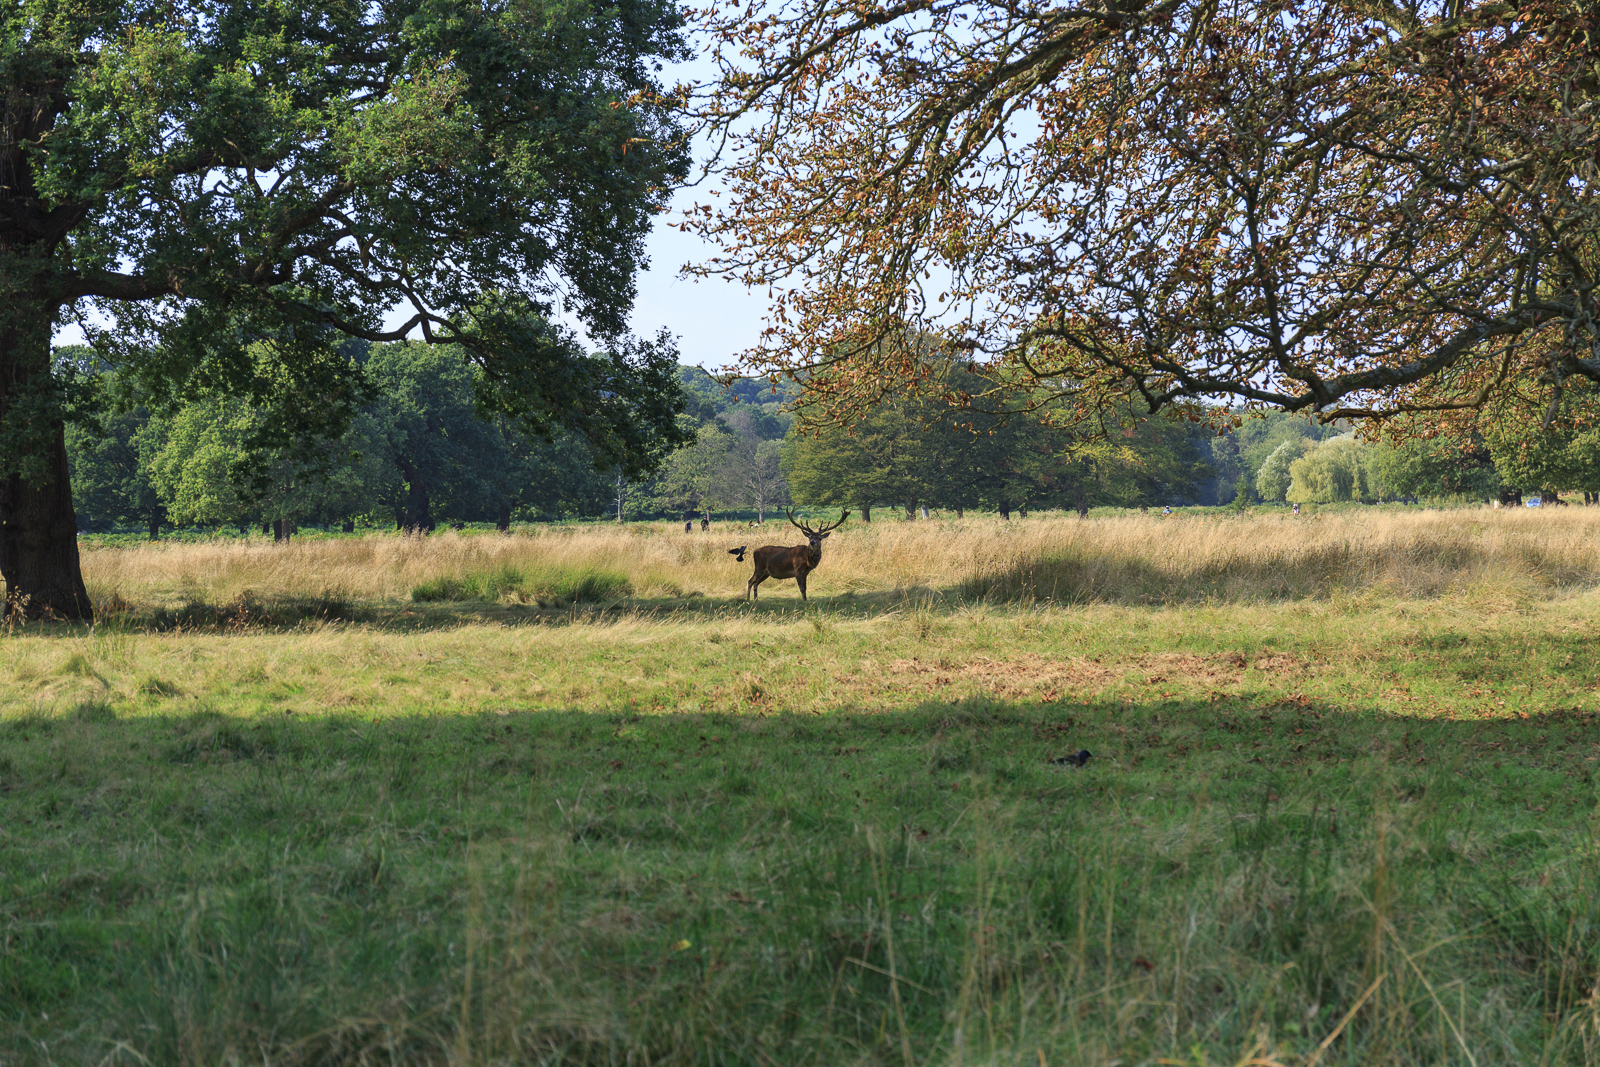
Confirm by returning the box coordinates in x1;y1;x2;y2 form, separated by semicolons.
77;505;1600;609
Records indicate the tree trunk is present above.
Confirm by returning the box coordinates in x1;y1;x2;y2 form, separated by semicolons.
999;500;1011;520
397;456;433;534
0;90;95;622
860;504;871;522
0;419;93;622
955;506;963;518
342;519;355;533
148;512;162;540
272;519;294;542
0;302;91;621
496;502;511;533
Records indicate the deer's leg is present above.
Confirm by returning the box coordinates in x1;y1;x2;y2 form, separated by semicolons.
748;573;763;600
796;573;808;601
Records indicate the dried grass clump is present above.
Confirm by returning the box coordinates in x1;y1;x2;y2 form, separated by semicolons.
948;507;1600;606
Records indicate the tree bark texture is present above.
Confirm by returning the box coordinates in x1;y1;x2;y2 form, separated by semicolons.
0;420;92;620
0;321;93;621
496;502;511;532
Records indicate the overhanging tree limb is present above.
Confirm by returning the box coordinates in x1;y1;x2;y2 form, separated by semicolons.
687;0;1600;434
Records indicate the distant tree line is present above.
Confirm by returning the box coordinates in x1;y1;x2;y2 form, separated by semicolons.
612;370;797;523
1218;391;1600;508
781;368;1217;520
65;338;679;539
66;350;1600;540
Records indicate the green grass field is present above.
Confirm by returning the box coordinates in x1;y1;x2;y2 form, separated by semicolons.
4;513;1600;1065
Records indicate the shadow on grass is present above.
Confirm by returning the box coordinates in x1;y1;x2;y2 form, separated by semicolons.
3;690;1598;1065
10;587;957;636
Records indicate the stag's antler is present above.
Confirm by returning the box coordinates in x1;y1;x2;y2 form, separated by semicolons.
788;509;851;535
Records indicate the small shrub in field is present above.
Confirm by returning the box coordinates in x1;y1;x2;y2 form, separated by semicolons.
409;576;467;602
524;565;632;604
411;564;524;602
412;564;630;604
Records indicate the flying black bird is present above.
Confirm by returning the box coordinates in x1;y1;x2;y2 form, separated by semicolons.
1049;750;1093;768
728;545;748;562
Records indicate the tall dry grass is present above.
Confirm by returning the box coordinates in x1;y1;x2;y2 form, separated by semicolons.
78;506;1600;608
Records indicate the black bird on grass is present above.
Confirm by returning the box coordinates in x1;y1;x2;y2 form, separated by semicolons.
728;546;748;562
1049;749;1093;768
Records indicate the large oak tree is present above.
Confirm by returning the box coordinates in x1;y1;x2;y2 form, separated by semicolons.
1;0;689;620
687;0;1600;435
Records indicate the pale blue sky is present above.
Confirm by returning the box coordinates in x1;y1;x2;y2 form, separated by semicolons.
622;186;772;373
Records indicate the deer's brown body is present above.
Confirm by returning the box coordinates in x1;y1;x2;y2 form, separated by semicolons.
747;510;849;601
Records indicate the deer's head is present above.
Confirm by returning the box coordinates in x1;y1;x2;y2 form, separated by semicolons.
788;509;850;555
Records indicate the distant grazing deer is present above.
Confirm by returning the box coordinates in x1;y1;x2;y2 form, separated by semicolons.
746;510;850;601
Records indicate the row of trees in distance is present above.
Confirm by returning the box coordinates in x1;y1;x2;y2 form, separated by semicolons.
69;345;1600;539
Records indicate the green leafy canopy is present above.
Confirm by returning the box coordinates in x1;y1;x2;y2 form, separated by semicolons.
7;0;691;462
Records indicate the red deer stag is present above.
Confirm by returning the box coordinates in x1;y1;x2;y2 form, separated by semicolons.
746;510;850;601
